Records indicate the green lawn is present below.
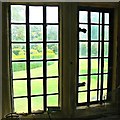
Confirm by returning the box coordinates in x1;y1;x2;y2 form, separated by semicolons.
13;59;108;113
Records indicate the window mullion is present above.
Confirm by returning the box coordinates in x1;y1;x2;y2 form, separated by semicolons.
26;5;31;113
87;11;91;106
43;6;47;111
100;12;104;103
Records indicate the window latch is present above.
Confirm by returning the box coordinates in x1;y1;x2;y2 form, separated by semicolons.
77;82;86;87
78;27;87;33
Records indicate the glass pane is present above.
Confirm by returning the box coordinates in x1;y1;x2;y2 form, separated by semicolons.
29;6;43;23
78;76;87;91
78;92;87;103
103;74;108;88
91;25;99;40
12;62;27;79
14;98;28;113
31;79;43;95
79;24;88;40
47;95;58;106
102;89;107;100
99;75;101;89
12;44;26;60
11;5;26;23
79;42;88;58
46;7;58;23
31;97;43;112
79;59;88;75
91;59;98;74
90;91;97;101
47;43;58;59
100;13;102;24
91;12;99;23
30;25;43;42
90;75;98;90
100;25;102;41
11;25;26;42
30;62;43;78
47;25;58;41
100;42;102;57
104;13;109;24
79;11;88;23
104;42;109;57
13;80;27;97
30;43;43;60
98;90;101;101
47;78;58;94
104;25;109;41
47;61;58;77
91;42;98;57
104;58;108;73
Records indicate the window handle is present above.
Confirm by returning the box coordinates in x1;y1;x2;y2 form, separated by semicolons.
77;82;86;87
78;27;87;33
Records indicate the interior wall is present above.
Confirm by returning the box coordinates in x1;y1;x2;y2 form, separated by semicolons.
0;1;2;120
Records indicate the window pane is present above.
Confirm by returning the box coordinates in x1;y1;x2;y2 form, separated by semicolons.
103;74;108;88
91;59;98;74
78;92;87;103
104;42;109;57
104;13;109;24
47;78;58;94
91;42;98;57
99;59;101;73
104;58;108;73
13;80;27;97
30;43;43;60
100;25;102;41
100;42;102;57
11;25;26;42
79;11;88;23
90;91;97;101
47;61;58;77
100;13;102;24
103;89;107;100
11;5;26;23
104;26;109;41
30;25;43;42
99;75;101;89
12;44;26;60
79;42;88;58
47;95;58;106
91;12;99;23
31;79;43;95
46;7;58;23
79;24;88;40
30;62;43;78
29;6;43;23
47;25;58;41
79;59;88;75
78;76;87;91
31;96;43;112
12;62;27;79
90;75;98;90
14;98;28;113
47;43;58;59
91;25;99;40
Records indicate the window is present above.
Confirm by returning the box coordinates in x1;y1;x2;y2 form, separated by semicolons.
77;7;113;106
10;4;60;113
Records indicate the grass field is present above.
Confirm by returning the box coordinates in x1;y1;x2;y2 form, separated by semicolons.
13;59;108;113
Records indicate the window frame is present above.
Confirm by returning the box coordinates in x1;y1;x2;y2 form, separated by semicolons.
9;3;61;114
77;6;114;106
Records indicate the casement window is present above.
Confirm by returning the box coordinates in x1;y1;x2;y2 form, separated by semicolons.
10;4;60;113
9;3;114;115
77;7;113;106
